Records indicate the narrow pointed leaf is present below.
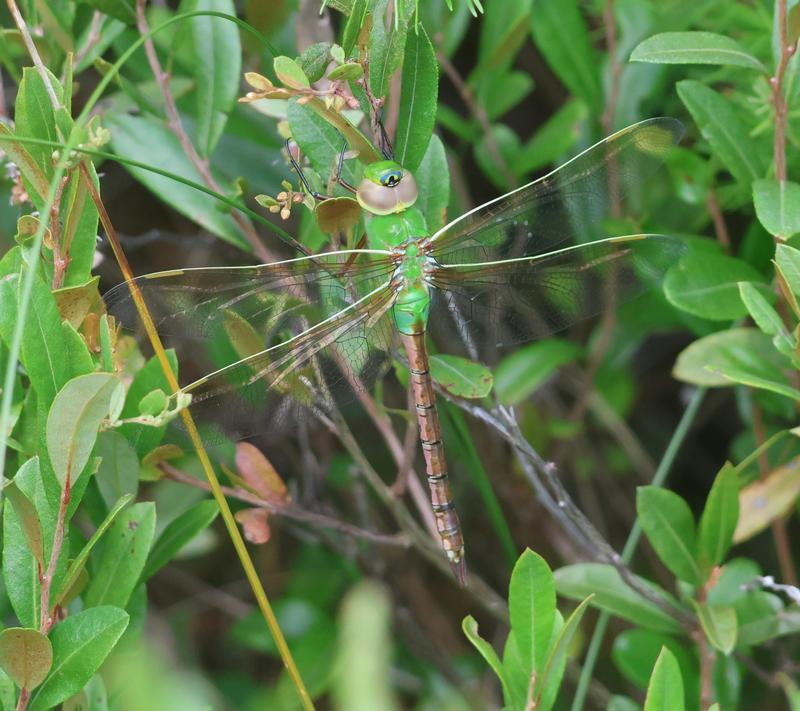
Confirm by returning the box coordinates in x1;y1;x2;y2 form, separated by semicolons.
462;616;512;700
693;601;737;654
734;458;800;542
644;648;684;711
697;463;739;571
2;482;44;567
631;32;764;71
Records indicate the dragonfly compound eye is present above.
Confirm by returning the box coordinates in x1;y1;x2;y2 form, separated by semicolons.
380;170;402;187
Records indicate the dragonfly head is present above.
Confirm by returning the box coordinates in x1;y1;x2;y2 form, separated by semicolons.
357;160;418;215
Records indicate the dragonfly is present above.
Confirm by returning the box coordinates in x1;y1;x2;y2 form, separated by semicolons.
105;117;685;585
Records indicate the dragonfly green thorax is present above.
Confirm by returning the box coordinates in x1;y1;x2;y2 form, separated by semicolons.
357;163;433;336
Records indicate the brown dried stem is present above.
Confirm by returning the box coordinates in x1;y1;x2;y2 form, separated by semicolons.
771;0;798;184
5;0;59;109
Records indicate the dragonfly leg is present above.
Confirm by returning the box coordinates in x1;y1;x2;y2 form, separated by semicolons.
400;331;467;587
287;139;356;198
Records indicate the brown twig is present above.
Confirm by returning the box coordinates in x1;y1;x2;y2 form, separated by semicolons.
770;0;798;186
160;462;408;548
38;472;71;642
5;0;59;109
74;10;104;69
706;185;731;251
135;0;275;263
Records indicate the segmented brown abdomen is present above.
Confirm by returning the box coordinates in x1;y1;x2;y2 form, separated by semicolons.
399;332;466;585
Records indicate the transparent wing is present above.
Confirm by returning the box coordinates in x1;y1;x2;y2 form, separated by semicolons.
428;234;685;352
429;118;683;264
104;250;398;441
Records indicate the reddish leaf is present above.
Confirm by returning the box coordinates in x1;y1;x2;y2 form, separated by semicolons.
234;508;271;544
235;442;289;502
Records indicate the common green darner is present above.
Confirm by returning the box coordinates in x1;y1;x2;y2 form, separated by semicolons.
104;117;685;584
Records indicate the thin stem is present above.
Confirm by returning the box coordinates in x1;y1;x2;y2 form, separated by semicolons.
570;387;706;711
707;185;731;252
600;0;621;137
40;475;71;634
74;11;104;69
135;0;275;262
79;164;315;711
161;463;408;547
5;0;59;109
771;0;798;185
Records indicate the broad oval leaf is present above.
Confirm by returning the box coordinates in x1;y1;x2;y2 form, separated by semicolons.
273;56;310;90
734;456;800;542
495;339;582;405
430;354;493;398
644;647;684;711
84;502;156;609
631;32;764;71
554;563;683;634
664;251;765;320
753;179;800;238
637;486;702;585
776;243;800;302
673;328;790;387
508;549;555;676
0;628;52;690
94;430;139;509
28;607;129;711
395;25;438;172
46;373;123;488
141;499;220;581
676;80;765;186
693;601;737;654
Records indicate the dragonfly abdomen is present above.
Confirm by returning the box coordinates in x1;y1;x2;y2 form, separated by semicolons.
400;331;466;586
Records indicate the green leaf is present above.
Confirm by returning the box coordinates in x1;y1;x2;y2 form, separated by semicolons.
328;62;363;81
20;271;70;408
555;564;683;633
80;0;135;24
429;354;493;398
644;647;684;711
776;243;800;301
0;628;52;691
494;339;582;405
753;179;800;238
474;124;521;190
697;463;739;572
508;549;555;675
478;0;531;71
341;0;369;57
631;32;764;71
535;595;593;702
94;431;139;510
46;373;123;488
395;25;438;172
106;113;248;250
530;0;601;113
84;502;156;608
693;602;737;654
637;487;702;585
478;71;534;121
287;99;357;185
2;482;44;568
141;500;219;581
53;494;134;608
368;0;408;99
518;99;586;174
673;328;791;387
664;251;765;320
712;366;800;401
414;134;449;231
273;56;310;90
118;349;178;458
676;80;765;187
462;616;511;700
28;607;129;711
2;459;49;628
297;42;333;84
738;282;790;341
188;0;241;156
